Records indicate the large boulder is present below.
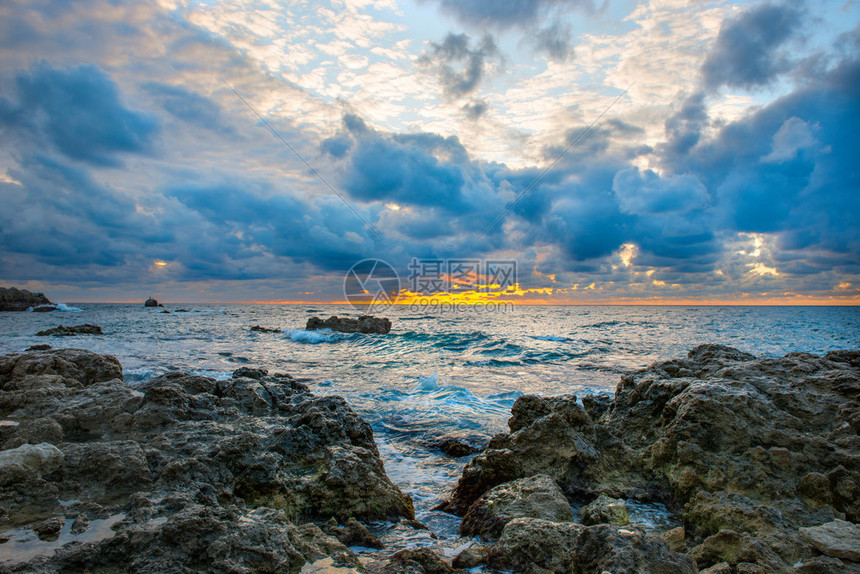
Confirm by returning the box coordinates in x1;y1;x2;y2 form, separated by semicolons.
460;474;573;539
306;315;392;334
0;349;413;571
442;345;860;572
487;517;696;574
0;287;52;311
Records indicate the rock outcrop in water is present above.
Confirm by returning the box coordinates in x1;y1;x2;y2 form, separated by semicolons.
0;287;52;312
144;297;158;307
35;324;103;336
0;349;413;571
307;315;392;334
441;344;860;572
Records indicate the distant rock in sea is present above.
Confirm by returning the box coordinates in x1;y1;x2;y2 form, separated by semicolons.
306;315;391;334
25;344;52;351
0;287;52;312
250;325;281;333
36;324;103;336
144;297;158;307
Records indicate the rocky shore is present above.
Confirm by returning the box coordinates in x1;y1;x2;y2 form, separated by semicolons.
0;288;52;312
0;344;857;573
441;344;860;573
0;348;414;572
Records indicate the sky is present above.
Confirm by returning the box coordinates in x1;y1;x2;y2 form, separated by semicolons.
0;0;859;304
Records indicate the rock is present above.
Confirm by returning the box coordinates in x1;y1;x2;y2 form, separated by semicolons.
0;442;64;485
0;287;52;312
306;315;391;334
487;517;696;574
441;345;860;572
330;516;384;549
579;493;629;526
799;519;860;562
0;348;412;571
699;563;733;574
144;297;158;307
35;324;103;336
460;474;573;539
70;513;89;534
381;548;453;574
452;545;489;569
434;436;486;458
2;417;63;449
33;516;65;540
250;325;282;333
660;526;686;553
31;304;60;312
793;556;848;573
25;344;52;351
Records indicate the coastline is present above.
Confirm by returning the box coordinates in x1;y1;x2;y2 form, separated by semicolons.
0;344;857;572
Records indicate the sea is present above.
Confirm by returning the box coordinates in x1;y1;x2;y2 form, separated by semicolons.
1;304;858;539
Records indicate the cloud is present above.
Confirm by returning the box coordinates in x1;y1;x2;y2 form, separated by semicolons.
0;62;157;166
613;168;709;215
701;2;805;91
532;22;574;61
462;99;488;119
418;33;500;99
143;82;234;135
428;0;595;29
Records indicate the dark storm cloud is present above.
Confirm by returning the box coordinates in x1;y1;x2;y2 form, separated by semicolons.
701;2;805;91
321;114;482;212
418;33;500;99
0;62;157;166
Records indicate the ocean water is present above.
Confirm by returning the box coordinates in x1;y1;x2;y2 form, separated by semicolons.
1;304;858;538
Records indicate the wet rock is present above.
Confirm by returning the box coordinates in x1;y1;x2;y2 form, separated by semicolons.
452;545;489;569
306;315;392;334
25;344;51;351
330;516;384;549
31;304;60;312
0;348;412;572
378;548;453;574
487;517;696;574
434;436;485;457
460;474;573;539
250;325;281;333
579;493;629;526
33;517;64;540
35;324;103;336
442;345;860;572
799;519;860;562
70;513;89;534
0;287;52;312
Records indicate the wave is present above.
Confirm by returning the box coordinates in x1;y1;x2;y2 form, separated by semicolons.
287;328;351;344
26;303;83;312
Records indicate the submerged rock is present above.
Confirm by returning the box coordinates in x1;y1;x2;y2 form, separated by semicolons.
0;349;413;571
442;345;860;572
306;315;391;334
35;324;103;336
0;287;52;312
250;325;282;333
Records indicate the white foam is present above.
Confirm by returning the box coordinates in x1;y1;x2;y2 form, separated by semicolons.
530;335;568;342
56;303;83;312
287;329;345;344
